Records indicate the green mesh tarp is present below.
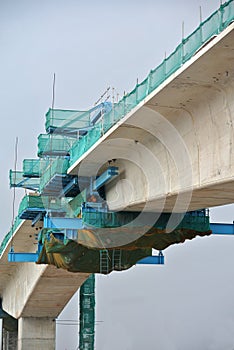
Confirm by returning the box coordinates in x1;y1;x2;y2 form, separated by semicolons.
75;226;211;250
78;211;210;249
9;170;40;190
18;194;64;217
37;234;151;274
70;124;103;163
0;216;23;256
39;158;70;192
82;210;210;232
37;134;77;157
37;210;211;274
222;0;234;27
79;275;95;350
201;10;221;43
45;108;91;133
23;159;50;177
68;0;234;169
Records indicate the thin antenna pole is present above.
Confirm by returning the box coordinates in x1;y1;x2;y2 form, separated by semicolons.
182;21;185;41
11;137;19;248
199;6;202;23
112;87;115;104
52;73;56;111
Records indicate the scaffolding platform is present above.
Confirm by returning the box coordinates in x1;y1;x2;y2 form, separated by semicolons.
37;134;77;157
18;195;66;221
9;170;40;191
41;174;81;197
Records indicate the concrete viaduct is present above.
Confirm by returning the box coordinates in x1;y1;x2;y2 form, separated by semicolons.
0;10;233;350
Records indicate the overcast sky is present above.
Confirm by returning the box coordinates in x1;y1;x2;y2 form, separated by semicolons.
1;0;234;349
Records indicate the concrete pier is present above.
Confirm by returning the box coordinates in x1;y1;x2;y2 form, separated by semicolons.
18;317;55;350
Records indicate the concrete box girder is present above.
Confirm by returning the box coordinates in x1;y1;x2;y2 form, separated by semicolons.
68;23;234;213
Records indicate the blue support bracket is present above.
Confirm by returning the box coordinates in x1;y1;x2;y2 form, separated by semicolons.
43;216;84;240
43;216;84;229
31;212;44;227
210;223;234;235
8;249;39;263
92;166;118;192
58;176;78;198
137;252;164;265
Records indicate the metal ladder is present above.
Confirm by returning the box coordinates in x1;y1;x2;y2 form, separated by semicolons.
99;250;109;274
112;249;122;270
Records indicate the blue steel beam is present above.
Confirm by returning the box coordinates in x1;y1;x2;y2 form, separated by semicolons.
210;223;234;235
137;253;164;265
8;252;39;263
43;216;84;229
8;251;165;265
92;166;118;191
58;176;78;198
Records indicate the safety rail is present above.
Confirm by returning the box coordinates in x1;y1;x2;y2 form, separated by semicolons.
9;170;40;191
69;0;234;168
18;194;64;220
45;102;112;135
39;158;70;193
23;159;50;178
37;134;77;157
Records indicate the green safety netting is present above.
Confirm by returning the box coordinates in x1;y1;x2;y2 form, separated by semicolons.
76;210;211;250
45;108;91;133
37;234;152;273
82;210;210;231
18;194;64;217
39;157;70;192
68;0;234;168
37;134;77;157
37;224;211;273
36;210;211;273
79;275;95;350
9;170;40;190
45;103;112;135
23;159;50;177
69;123;103;163
0;216;23;256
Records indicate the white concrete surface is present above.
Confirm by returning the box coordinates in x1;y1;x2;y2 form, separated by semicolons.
0;18;233;349
69;23;234;214
18;317;55;350
0;220;89;319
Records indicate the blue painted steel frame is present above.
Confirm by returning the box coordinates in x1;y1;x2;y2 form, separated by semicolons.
137;253;164;265
210;223;234;235
43;216;84;229
92;166;118;191
8;251;39;262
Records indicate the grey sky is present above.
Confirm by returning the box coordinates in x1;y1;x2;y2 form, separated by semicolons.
1;0;234;349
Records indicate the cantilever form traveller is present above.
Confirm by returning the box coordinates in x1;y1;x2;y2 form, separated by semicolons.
0;1;234;349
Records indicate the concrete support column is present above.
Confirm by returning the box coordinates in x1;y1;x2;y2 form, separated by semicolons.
18;317;56;350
